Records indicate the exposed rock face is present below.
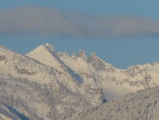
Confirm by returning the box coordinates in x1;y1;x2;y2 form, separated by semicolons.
78;50;87;61
0;55;6;61
14;66;36;75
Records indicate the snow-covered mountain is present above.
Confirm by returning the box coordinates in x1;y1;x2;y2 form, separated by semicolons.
1;43;159;119
27;43;159;100
0;45;105;119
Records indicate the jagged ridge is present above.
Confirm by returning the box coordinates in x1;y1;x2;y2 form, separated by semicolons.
26;43;159;100
1;43;159;119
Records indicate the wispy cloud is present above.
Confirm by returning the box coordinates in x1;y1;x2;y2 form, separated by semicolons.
0;6;159;38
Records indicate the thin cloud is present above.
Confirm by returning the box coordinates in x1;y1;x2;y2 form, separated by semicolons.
0;6;159;38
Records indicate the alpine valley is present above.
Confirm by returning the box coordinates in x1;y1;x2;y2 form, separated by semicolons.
0;43;159;120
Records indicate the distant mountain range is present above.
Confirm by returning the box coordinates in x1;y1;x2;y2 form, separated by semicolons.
0;43;159;119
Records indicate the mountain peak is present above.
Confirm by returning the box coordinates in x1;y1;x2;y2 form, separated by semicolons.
27;43;55;56
40;43;55;52
89;52;97;61
43;43;55;52
78;50;87;60
26;43;66;72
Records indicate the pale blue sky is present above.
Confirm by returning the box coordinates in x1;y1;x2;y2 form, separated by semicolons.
0;0;159;68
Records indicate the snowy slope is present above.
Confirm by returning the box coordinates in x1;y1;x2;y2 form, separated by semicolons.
58;48;159;100
58;51;139;100
26;43;64;72
0;102;29;120
26;43;83;84
78;85;159;120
